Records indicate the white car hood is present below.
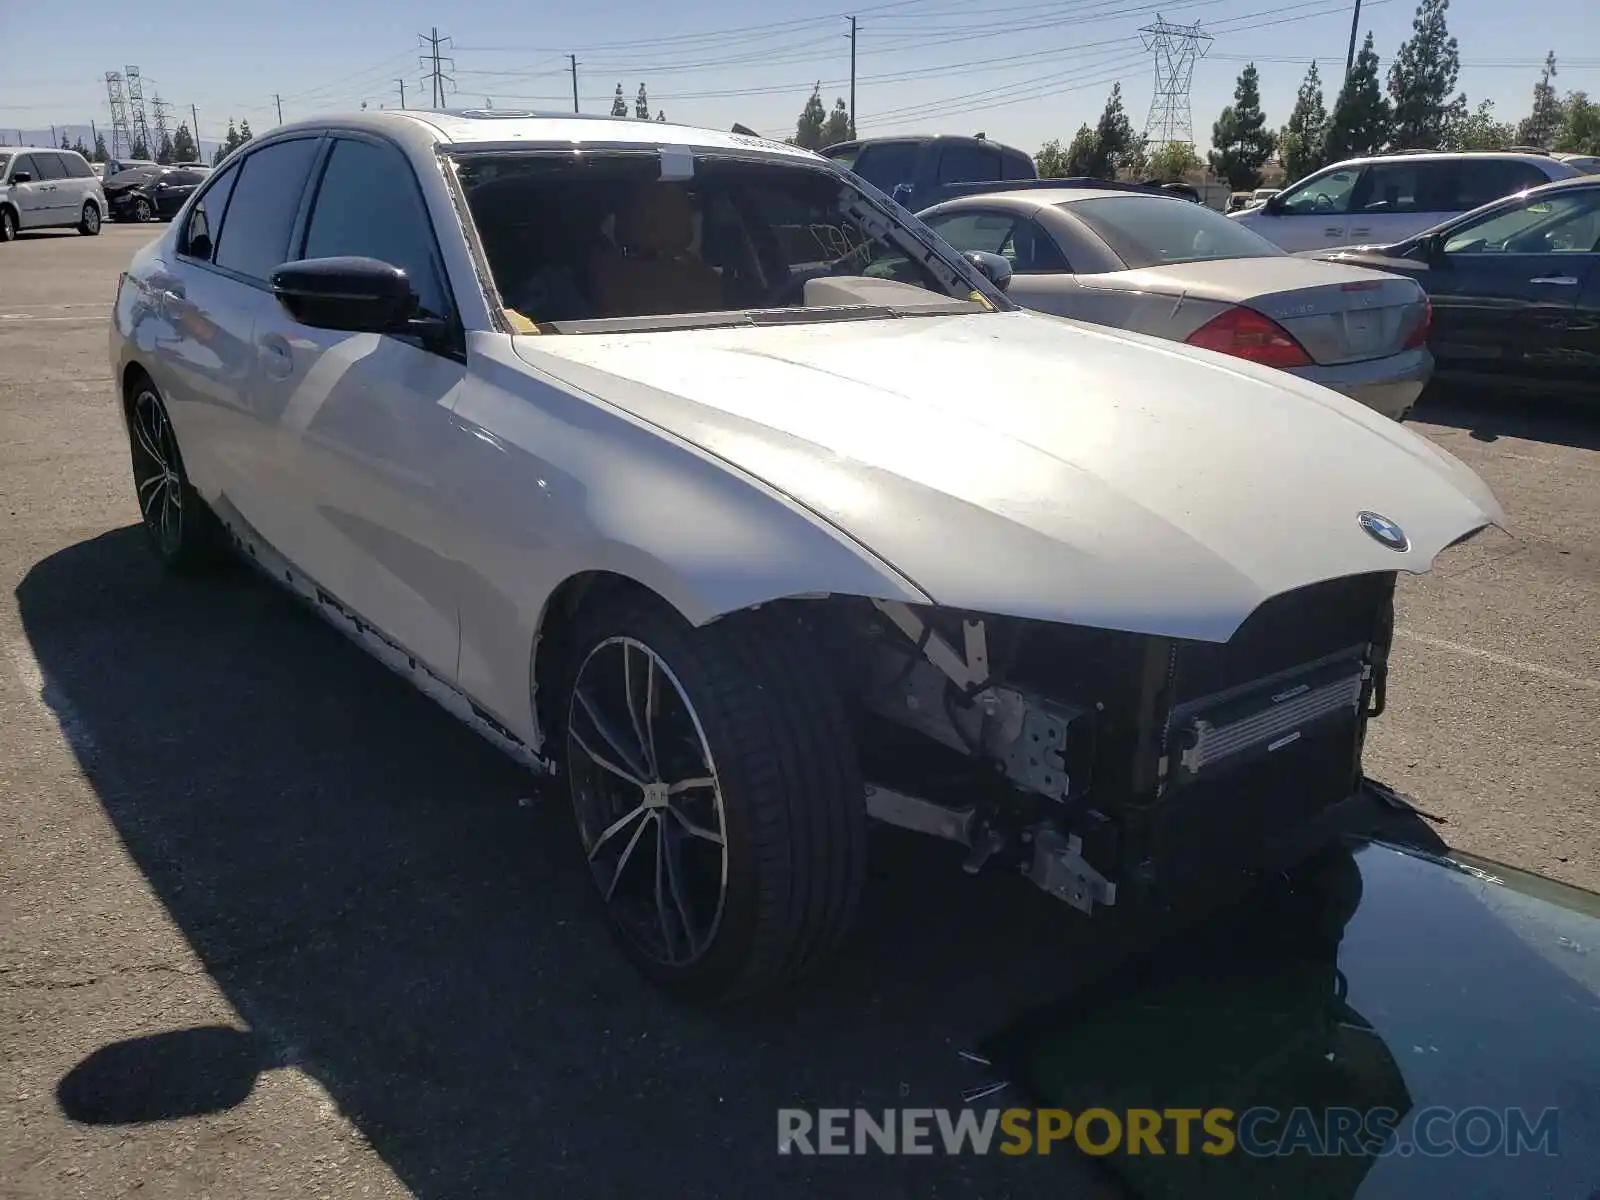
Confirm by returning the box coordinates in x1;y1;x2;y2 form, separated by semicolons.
513;310;1502;641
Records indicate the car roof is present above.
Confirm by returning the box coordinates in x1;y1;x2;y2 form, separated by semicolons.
265;108;826;163
1330;150;1569;168
4;146;87;156
928;187;1187;212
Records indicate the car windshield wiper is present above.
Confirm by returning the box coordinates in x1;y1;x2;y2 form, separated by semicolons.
542;300;979;336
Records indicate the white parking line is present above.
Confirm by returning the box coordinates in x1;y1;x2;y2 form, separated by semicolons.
1395;627;1600;691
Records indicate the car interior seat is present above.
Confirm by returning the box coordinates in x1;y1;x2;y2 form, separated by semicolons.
589;183;726;318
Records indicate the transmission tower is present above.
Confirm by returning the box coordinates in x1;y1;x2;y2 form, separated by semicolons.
124;66;154;156
105;72;132;160
418;28;455;109
1139;16;1212;152
151;95;173;157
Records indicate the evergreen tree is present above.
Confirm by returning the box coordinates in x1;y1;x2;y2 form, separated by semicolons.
793;85;828;150
820;97;852;146
1555;91;1599;154
610;85;628;117
1323;33;1391;161
1515;52;1561;147
1279;61;1328;185
1386;0;1462;149
171;123;199;163
635;84;649;120
237;119;254;145
1088;83;1141;178
1445;98;1514;151
156;133;175;165
657;110;666;122
130;136;150;160
92;133;108;162
1208;63;1276;190
70;137;90;158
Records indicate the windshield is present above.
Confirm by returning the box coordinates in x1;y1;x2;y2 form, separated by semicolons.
1066;195;1286;269
455;152;996;333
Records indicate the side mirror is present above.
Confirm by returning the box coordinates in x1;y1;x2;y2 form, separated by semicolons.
1262;194;1285;215
269;256;418;333
1421;233;1449;265
963;250;1013;293
11;171;32;184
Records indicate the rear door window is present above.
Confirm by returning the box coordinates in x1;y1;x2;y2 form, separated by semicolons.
1452;160;1553;210
212;137;321;283
62;154;94;179
1352;162;1426;214
936;143;1002;184
34;153;67;181
850;142;919;193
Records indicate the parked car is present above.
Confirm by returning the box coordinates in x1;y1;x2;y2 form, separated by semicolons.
1555;152;1600;175
1311;174;1600;398
104;156;158;176
0;147;105;241
820;133;1038;210
1231;152;1581;252
1226;190;1254;213
919;187;1433;420
103;165;212;222
110;110;1501;1001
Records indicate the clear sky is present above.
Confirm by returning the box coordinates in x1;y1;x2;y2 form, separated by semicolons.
2;0;1595;158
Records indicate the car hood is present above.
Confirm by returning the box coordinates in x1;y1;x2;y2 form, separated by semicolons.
513;310;1502;640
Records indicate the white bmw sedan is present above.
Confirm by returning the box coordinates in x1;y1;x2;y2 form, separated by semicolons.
110;110;1502;1002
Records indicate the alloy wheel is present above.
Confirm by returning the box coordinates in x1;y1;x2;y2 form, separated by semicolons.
0;209;14;242
133;197;151;222
567;637;729;968
83;204;100;234
130;389;183;556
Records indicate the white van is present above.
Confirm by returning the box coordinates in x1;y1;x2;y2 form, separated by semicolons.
0;147;108;242
1230;151;1579;252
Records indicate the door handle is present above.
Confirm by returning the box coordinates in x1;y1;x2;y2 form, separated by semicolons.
1324;227;1343;236
259;335;294;380
1528;276;1578;286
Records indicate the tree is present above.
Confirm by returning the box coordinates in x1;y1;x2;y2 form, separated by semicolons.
1089;83;1142;177
1386;0;1462;149
656;110;666;122
156;133;174;165
820;97;851;146
611;84;628;117
1555;91;1599;154
171;122;198;163
1323;33;1391;161
793;84;828;151
237;119;254;145
92;133;107;162
1515;52;1561;148
635;84;649;120
70;137;90;159
1064;124;1099;175
1145;141;1200;182
1445;98;1514;151
1034;138;1070;178
1208;64;1276;190
1279;61;1328;185
130;137;150;160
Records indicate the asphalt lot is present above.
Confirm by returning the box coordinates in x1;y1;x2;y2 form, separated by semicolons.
2;223;1597;1199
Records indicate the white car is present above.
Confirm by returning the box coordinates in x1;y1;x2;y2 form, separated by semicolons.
0;147;106;241
109;110;1502;1001
1231;151;1580;253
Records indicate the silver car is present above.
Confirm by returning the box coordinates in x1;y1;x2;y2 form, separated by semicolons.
109;111;1500;1002
919;187;1434;421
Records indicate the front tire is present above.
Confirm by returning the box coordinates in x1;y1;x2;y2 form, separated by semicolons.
78;201;101;235
560;592;866;1003
0;207;15;242
131;196;152;223
126;380;228;571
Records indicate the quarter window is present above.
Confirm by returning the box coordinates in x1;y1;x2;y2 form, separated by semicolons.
936;143;1002;184
62;154;94;179
182;161;241;262
299;137;449;318
212;137;321;283
850;142;919;193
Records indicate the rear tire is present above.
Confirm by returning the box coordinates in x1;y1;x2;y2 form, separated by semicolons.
125;378;229;572
78;201;101;236
559;591;866;1003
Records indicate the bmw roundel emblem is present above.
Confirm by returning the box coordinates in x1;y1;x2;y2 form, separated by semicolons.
1358;510;1409;552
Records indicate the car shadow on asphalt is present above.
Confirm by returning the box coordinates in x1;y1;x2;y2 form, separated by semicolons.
19;526;1164;1199
1413;389;1600;452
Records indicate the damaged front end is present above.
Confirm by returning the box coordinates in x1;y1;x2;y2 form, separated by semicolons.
812;571;1397;914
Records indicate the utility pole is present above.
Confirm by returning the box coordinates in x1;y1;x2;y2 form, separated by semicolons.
397;78;407;109
419;27;454;108
274;93;283;124
1345;0;1362;81
190;104;200;149
569;54;580;113
848;17;857;138
51;124;58;147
